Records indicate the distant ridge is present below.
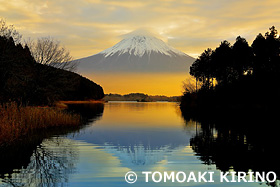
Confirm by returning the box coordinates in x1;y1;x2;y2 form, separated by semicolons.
104;93;180;102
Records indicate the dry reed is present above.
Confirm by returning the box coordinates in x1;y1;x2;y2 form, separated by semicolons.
0;102;80;146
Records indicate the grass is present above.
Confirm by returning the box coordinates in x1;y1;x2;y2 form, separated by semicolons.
0;102;81;146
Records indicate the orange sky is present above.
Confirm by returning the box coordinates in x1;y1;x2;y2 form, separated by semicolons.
1;0;280;95
1;0;280;59
84;72;190;96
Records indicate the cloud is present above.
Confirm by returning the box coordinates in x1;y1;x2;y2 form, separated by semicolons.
1;0;280;59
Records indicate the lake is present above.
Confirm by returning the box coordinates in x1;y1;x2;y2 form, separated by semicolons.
0;102;279;186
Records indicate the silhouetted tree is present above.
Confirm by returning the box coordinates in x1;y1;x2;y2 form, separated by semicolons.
182;26;280;110
26;37;77;72
251;26;280;76
232;36;253;78
0;19;22;44
264;26;280;74
190;48;214;90
251;33;267;76
0;20;104;105
211;40;233;85
182;78;201;94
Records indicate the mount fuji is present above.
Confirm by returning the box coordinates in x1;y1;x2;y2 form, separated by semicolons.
75;31;195;73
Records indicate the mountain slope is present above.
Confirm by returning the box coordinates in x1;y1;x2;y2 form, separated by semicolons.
76;33;195;73
100;35;187;57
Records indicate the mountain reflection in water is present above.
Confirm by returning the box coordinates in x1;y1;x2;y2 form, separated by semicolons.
0;102;279;187
68;102;192;167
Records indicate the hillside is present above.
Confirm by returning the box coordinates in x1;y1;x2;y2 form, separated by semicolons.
0;36;104;105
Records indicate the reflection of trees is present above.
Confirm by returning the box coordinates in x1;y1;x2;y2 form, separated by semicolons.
181;109;280;187
67;103;104;123
0;103;104;186
190;124;250;171
2;137;78;186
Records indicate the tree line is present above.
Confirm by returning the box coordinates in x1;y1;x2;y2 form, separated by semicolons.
182;26;280;110
190;26;280;90
0;19;104;105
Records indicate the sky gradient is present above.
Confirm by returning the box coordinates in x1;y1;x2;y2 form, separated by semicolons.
1;0;280;95
1;0;280;59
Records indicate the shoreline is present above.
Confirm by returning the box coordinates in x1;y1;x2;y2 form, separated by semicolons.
0;102;81;147
59;100;105;104
55;100;105;108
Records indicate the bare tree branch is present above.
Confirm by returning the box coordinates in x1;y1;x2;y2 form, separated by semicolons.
182;77;202;94
0;18;22;44
26;37;78;72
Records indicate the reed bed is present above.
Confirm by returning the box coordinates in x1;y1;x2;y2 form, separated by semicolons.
0;102;81;146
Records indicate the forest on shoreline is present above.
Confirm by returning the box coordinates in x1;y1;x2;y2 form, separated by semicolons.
0;19;104;146
181;26;280;112
0;19;104;106
0;35;104;105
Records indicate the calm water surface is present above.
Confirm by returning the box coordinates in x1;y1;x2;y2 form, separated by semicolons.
0;102;278;186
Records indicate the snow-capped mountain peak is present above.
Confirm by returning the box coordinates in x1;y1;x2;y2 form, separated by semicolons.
75;30;195;73
99;34;187;58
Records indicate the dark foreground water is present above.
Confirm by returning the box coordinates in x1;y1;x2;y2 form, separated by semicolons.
0;102;279;186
